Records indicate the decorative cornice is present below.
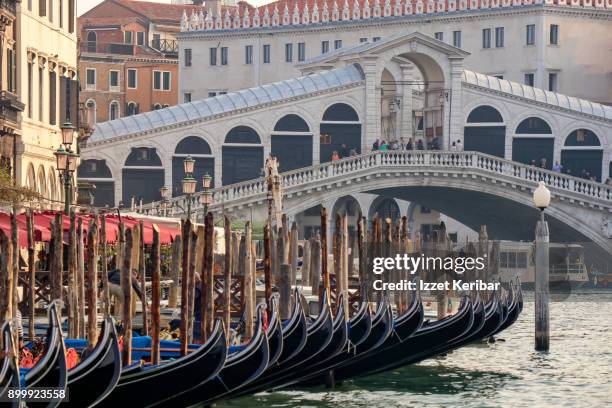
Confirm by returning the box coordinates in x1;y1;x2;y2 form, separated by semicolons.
179;4;612;39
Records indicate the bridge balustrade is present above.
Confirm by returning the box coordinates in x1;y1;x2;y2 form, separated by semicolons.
139;150;612;216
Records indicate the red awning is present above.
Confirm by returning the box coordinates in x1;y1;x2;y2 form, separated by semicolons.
0;211;180;246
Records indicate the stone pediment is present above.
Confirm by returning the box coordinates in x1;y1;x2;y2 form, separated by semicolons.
299;31;470;71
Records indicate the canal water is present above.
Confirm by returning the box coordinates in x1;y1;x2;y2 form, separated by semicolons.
219;291;612;408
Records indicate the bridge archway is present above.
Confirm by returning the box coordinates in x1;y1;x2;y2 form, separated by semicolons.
222;126;264;185
271;114;312;172
122;147;164;204
77;159;115;207
561;129;603;181
37;165;47;198
331;195;361;238
464;105;506;158
172;136;214;197
512;117;554;169
320;103;361;162
368;196;400;224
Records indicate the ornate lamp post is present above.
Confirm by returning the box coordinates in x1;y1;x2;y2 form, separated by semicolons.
159;185;169;217
533;180;551;351
200;172;213;221
182;155;196;220
54;120;78;214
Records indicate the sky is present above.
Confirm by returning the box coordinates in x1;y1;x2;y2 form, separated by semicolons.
78;0;271;16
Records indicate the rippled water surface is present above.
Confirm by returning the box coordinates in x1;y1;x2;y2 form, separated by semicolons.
218;292;612;408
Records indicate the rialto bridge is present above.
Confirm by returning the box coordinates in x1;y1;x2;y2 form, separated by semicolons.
78;32;612;253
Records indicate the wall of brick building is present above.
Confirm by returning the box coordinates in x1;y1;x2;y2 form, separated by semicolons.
80;59;125;123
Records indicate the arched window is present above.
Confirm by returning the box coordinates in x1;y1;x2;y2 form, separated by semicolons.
153;103;162;110
37;165;46;197
272;114;313;172
516;117;552;134
466;105;504;123
109;101;120;120
464;105;506;158
173;136;214;196
561;129;603;181
224;126;261;144
512;117;553;168
273;114;310;132
86;31;96;52
26;163;36;191
86;99;96;124
564;129;600;147
77;159;115;207
126;102;138;116
222;126;263;185
322;103;360;122
320;103;361;163
123;147;164;204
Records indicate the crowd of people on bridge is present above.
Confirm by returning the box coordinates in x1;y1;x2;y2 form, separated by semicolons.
370;137;461;152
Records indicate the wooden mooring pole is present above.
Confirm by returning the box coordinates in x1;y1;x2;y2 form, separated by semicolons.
139;221;149;336
263;222;273;307
151;225;161;365
201;212;214;341
180;220;192;356
86;218;99;348
100;215;110;318
121;226;134;366
68;211;78;338
0;229;12;320
223;217;233;346
244;222;254;340
320;208;330;305
26;211;36;341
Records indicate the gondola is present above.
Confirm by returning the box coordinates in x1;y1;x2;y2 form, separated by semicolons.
98;318;226;408
62;316;121;408
231;290;334;397
266;294;349;390
22;300;67;408
264;294;284;367
169;302;270;407
297;290;422;388
275;290;308;365
333;296;475;382
493;283;521;335
0;320;20;408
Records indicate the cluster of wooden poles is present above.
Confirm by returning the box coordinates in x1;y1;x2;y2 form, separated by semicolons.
0;207;493;369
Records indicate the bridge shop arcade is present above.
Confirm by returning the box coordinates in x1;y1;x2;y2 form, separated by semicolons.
78;31;612;247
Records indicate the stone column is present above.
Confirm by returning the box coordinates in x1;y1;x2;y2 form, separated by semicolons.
399;62;414;144
363;57;381;152
447;58;464;150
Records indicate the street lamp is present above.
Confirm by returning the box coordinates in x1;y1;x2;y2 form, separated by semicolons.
159;185;169;217
61;120;76;146
532;180;550;351
55;120;79;214
182;155;196;220
200;172;213;222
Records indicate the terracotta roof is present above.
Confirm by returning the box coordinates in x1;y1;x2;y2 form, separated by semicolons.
114;0;204;21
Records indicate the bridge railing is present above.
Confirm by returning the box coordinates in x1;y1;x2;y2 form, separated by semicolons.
140;150;612;216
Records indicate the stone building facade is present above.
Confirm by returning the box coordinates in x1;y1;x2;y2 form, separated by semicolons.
178;0;612;112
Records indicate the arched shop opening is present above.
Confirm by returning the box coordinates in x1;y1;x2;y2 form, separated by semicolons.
464;105;506;158
561;129;603;181
122;147;164;204
222;126;263;185
512;117;554;169
271;114;312;172
172;136;214;197
320;103;361;163
77;159;115;207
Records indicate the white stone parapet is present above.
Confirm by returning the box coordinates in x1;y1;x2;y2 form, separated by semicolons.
141;150;612;216
180;0;612;32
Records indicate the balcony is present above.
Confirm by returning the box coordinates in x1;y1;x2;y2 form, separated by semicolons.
150;39;178;57
80;41;135;56
0;91;24;129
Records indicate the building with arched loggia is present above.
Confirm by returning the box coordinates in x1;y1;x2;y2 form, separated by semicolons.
79;31;612;242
